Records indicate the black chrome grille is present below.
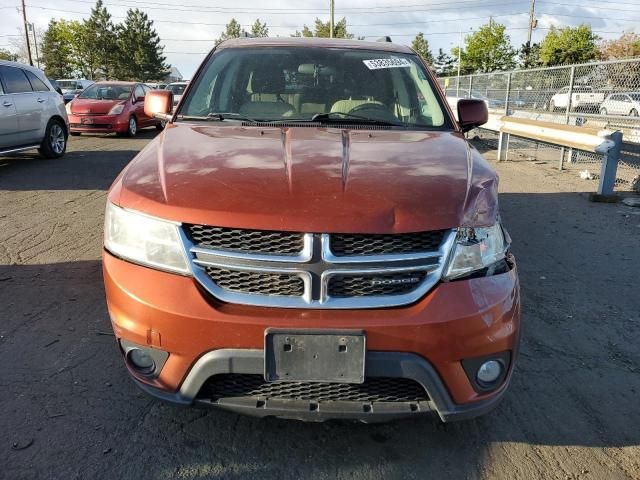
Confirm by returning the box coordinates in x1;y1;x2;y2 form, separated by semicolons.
198;374;429;403
328;272;427;298
204;267;304;296
330;231;446;256
187;225;304;255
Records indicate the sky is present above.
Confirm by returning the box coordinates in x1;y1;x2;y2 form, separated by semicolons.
1;0;638;78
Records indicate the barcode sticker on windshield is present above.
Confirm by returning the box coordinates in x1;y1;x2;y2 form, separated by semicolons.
363;58;411;70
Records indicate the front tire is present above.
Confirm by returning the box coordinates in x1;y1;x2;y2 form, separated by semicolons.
126;116;138;137
38;119;67;159
631;109;639;117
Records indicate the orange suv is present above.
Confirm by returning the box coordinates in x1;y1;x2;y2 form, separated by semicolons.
103;38;520;422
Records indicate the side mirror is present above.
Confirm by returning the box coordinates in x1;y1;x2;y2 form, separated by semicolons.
144;90;173;120
457;99;488;133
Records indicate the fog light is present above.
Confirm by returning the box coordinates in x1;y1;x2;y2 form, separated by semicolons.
128;348;156;374
477;360;502;385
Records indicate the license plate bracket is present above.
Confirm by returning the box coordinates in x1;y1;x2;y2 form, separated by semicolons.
264;329;366;384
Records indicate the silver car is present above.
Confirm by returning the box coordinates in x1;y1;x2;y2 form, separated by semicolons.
600;92;640;117
0;60;69;158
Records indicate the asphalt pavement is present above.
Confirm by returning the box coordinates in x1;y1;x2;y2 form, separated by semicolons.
1;131;639;479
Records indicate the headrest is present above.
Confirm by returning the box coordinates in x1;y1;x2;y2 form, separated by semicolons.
251;67;285;93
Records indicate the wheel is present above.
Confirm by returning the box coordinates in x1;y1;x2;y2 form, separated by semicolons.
126;115;138;137
600;108;607;116
548;101;555;112
70;131;81;136
631;109;639;117
38;118;67;158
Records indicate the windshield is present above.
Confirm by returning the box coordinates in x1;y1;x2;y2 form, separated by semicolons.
167;84;187;95
58;80;81;91
179;47;448;128
78;84;133;100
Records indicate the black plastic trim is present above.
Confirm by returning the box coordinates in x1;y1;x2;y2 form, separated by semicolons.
129;350;513;422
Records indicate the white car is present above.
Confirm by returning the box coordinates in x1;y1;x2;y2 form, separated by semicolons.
599;92;640;117
0;60;69;158
57;78;94;103
549;85;606;112
165;81;188;108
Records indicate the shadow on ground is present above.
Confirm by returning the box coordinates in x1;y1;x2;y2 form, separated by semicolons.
1;188;639;479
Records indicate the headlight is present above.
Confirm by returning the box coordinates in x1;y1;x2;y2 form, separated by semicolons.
444;224;507;280
108;103;125;115
65;102;72;114
104;203;190;275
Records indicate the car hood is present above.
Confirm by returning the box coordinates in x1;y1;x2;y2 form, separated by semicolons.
71;99;123;115
114;124;498;233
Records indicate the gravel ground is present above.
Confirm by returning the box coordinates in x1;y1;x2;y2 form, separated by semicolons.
1;132;639;480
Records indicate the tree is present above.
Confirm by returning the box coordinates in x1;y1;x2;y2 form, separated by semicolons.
216;18;243;45
0;48;18;61
40;19;76;78
518;42;542;69
115;9;168;81
454;22;516;73
411;33;434;64
599;31;640;60
250;19;268;38
294;18;354;39
539;25;599;66
82;0;118;79
433;48;455;75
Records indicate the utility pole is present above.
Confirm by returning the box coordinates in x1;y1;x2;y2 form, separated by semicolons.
329;0;335;38
456;30;462;97
21;0;33;66
526;0;536;52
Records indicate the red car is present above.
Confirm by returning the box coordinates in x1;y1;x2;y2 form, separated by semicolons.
67;81;163;136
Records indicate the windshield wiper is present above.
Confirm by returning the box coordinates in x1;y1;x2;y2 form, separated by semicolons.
309;112;404;127
176;112;258;122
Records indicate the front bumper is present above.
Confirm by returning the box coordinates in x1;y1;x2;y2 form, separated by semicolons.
68;114;128;133
103;252;521;422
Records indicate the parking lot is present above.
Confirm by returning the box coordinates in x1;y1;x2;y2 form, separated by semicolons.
1;131;639;479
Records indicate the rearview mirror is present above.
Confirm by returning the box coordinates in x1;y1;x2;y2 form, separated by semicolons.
144;90;173;120
457;99;488;133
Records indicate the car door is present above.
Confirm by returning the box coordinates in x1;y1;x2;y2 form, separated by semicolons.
0;65;42;145
0;71;20;149
24;69;57;137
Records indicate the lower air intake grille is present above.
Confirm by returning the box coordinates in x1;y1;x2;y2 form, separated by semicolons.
204;267;304;296
186;225;304;255
198;375;429;403
330;231;446;256
328;272;427;297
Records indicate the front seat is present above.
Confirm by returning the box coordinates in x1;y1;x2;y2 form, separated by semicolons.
239;68;295;119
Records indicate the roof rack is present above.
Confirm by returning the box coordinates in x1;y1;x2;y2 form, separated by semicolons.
376;36;392;43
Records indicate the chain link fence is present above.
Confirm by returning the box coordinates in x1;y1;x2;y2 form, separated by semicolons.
438;58;640;191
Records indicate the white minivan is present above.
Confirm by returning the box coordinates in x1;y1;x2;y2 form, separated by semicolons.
0;60;69;158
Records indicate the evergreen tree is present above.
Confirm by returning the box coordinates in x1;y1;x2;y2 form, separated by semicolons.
411;32;434;64
216;19;243;45
115;9;168;81
433;48;455;75
518;42;542;69
251;19;268;38
83;0;118;79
